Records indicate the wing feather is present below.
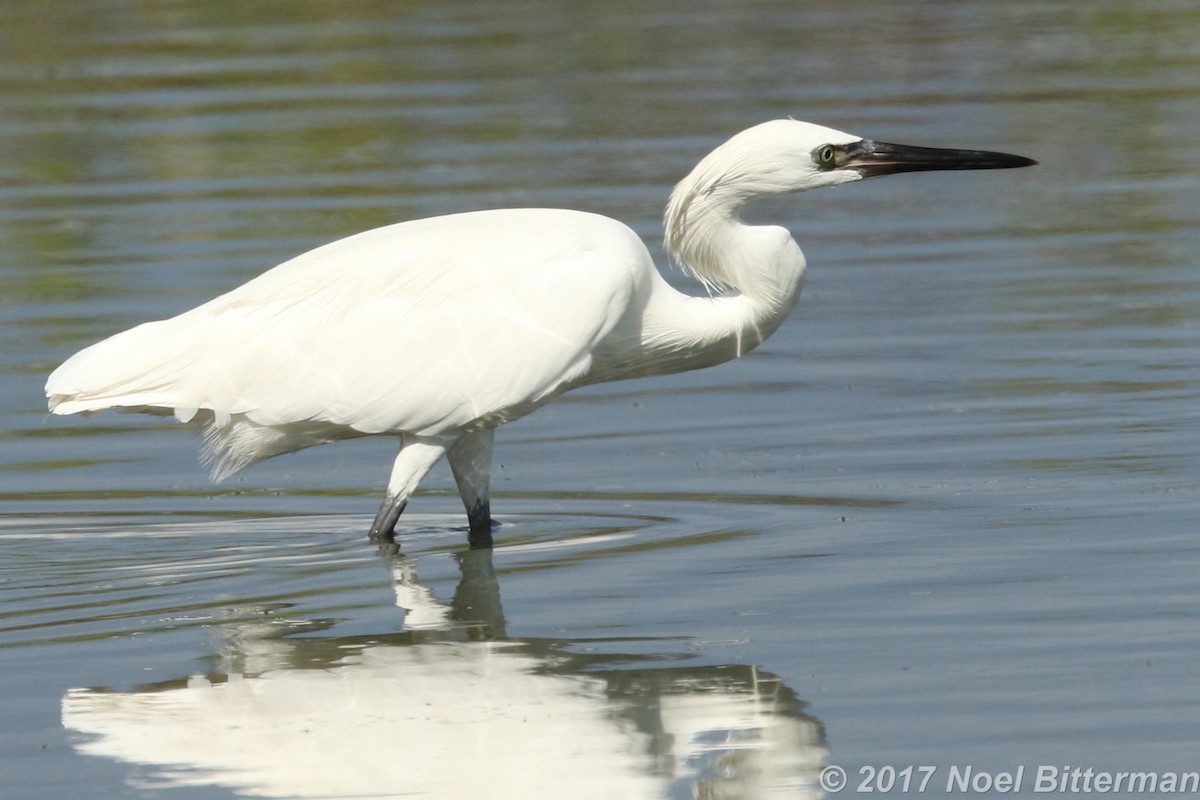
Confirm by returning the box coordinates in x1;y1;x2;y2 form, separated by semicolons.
47;209;649;445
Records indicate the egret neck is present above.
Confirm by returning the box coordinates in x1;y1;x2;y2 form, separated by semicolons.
622;154;813;378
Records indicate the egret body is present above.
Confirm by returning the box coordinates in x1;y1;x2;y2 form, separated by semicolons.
46;120;1035;547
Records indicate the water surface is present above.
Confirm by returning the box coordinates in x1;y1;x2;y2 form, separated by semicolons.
2;1;1199;797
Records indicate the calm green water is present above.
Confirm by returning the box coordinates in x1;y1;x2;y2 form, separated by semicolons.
3;1;1200;798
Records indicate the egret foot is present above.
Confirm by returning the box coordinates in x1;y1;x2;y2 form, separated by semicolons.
466;500;494;549
467;520;495;550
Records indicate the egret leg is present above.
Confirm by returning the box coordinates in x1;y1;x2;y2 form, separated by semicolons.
446;428;495;549
368;499;407;544
368;437;448;543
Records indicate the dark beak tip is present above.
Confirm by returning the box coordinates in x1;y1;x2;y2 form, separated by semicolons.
1004;153;1039;169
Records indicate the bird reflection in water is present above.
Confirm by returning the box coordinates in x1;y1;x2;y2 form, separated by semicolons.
64;547;829;799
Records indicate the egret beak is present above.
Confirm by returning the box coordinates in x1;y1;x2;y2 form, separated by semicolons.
836;139;1037;178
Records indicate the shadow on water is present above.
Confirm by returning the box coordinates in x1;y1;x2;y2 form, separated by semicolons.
52;520;829;800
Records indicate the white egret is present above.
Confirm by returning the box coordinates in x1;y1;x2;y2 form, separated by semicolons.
46;120;1035;547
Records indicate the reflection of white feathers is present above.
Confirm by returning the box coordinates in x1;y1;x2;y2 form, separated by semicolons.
63;640;826;800
66;642;661;799
63;549;827;799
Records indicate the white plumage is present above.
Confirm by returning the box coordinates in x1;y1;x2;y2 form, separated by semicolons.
46;119;1034;546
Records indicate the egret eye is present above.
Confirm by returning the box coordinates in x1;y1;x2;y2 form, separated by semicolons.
814;145;837;169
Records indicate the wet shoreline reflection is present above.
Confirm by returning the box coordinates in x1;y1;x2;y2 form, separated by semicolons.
63;547;829;799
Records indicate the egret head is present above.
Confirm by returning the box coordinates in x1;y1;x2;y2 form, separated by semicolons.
675;118;1037;204
690;119;870;198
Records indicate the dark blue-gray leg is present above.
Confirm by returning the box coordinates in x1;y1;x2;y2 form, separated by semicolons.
368;498;407;543
447;428;495;548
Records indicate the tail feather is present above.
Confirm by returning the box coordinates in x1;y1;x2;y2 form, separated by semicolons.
46;318;200;418
47;319;357;480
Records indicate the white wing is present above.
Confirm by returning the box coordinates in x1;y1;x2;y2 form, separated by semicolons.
47;209;650;440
